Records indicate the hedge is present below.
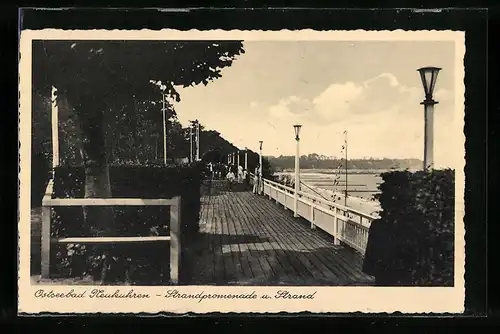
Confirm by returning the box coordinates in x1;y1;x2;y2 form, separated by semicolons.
362;169;455;286
49;163;207;284
31;152;50;208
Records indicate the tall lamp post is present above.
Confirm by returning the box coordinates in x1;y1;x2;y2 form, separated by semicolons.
259;141;263;194
417;66;441;171
195;120;200;161
293;125;302;217
151;80;169;165
160;86;167;165
344;130;348;207
244;147;248;170
189;125;193;163
237;149;240;168
51;86;59;173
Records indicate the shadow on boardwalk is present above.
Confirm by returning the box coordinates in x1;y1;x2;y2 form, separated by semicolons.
192;191;375;286
29;190;375;286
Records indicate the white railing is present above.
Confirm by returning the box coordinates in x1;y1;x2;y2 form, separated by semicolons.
41;179;181;283
250;174;377;255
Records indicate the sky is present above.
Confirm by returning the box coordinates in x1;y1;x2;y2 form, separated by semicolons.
171;40;460;168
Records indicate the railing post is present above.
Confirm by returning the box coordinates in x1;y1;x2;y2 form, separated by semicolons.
310;203;315;229
41;204;51;278
333;207;340;245
170;196;181;284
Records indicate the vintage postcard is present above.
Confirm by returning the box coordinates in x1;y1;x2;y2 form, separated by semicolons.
18;29;465;314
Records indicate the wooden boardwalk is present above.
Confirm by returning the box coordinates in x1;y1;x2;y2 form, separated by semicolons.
30;188;374;285
193;190;375;286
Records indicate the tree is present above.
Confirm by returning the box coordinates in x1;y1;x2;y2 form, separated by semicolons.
33;41;244;202
32;90;86;207
32;40;244;281
198;127;236;159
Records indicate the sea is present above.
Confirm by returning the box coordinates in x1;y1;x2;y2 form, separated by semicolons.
275;169;417;217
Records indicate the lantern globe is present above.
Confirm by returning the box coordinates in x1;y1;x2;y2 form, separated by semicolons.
417;66;441;100
293;124;302;140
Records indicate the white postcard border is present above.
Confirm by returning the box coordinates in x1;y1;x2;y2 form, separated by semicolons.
18;29;466;314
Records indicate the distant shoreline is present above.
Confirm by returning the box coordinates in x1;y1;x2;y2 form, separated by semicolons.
276;168;420;175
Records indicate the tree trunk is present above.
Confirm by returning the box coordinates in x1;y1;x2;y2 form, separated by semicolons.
79;108;113;233
83;163;113;231
76;103;119;283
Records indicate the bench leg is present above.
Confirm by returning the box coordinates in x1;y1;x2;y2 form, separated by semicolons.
170;197;181;284
41;206;51;278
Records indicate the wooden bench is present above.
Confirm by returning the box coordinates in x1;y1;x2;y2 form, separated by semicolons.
41;179;182;283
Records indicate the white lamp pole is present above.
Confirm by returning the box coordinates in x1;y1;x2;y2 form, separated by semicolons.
344;130;348;207
259;141;263;194
293;125;302;217
51;86;59;171
237;150;240;167
417;67;441;171
244;147;248;170
189;126;193;163
196;120;200;161
161;91;167;165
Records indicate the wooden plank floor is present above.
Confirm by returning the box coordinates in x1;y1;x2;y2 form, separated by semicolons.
194;191;375;286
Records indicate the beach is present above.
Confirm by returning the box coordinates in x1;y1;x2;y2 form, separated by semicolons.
276;169;384;217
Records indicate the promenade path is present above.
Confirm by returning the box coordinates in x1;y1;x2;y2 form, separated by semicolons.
191;190;375;285
30;186;375;286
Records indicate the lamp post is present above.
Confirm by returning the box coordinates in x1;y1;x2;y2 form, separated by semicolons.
244;147;248;170
189;126;193;163
237;150;240;168
417;66;441;171
150;80;169;165
259;141;263;194
160;87;167;165
344;130;348;207
293;125;302;217
51;86;59;172
195;120;200;161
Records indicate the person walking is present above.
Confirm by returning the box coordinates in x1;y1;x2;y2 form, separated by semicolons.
243;169;249;190
205;162;213;195
237;165;244;183
226;168;236;191
252;165;260;194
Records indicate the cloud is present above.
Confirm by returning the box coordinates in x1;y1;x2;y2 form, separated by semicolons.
268;72;453;125
312;82;363;121
268;96;314;122
269;100;292;119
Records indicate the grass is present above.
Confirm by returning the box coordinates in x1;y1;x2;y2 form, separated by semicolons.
30;207;108;285
30;207;176;286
